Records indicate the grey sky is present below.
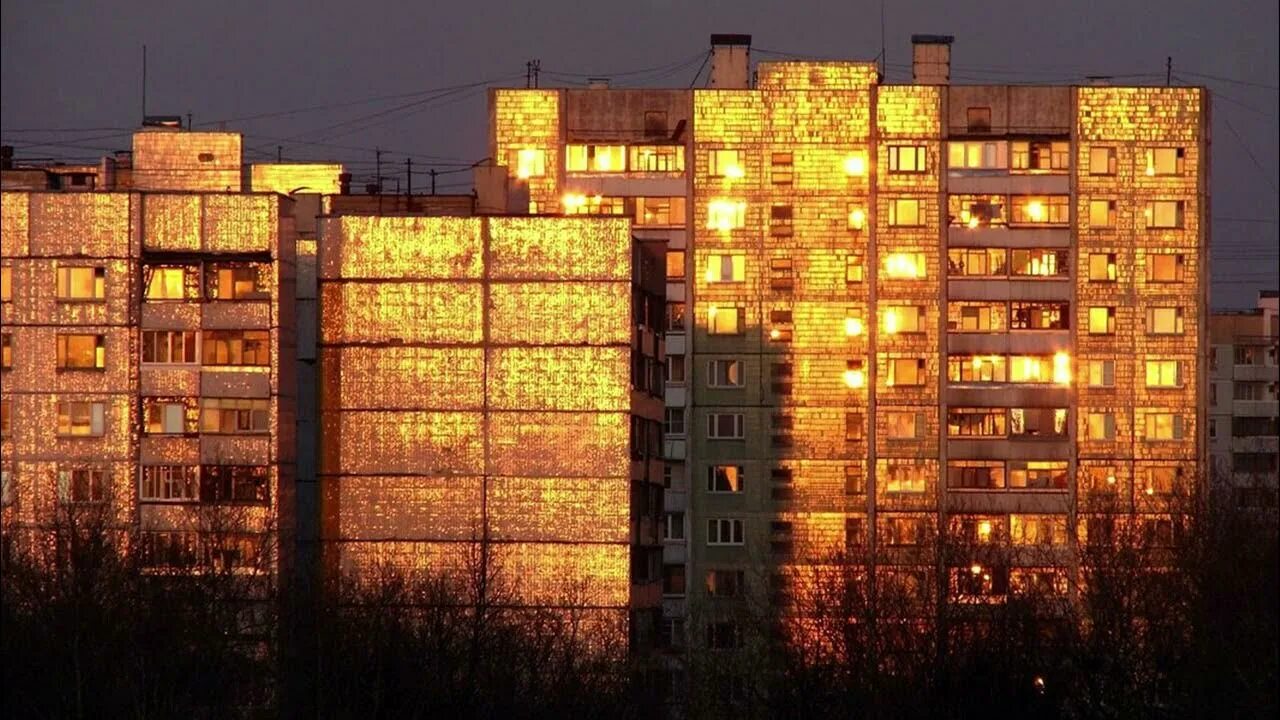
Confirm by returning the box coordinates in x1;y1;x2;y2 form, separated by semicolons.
3;0;1276;307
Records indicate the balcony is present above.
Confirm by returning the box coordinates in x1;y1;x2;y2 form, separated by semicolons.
948;226;1071;248
947;174;1069;196
948;279;1071;302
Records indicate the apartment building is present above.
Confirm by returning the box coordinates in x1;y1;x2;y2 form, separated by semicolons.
1209;291;1279;510
488;34;1208;647
0;127;298;583
315;211;665;645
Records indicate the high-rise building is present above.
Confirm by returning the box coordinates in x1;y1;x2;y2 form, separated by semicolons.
1209;291;1279;510
489;34;1209;647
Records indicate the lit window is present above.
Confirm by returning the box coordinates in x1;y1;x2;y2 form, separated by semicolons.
512;148;545;179
1008;461;1069;490
708;465;744;493
948;303;1005;333
666;302;685;332
843;359;866;389
1082;465;1118;495
1051;354;1071;385
1144;467;1180;495
1011;515;1068;545
707;518;745;546
1086;412;1117;441
57;467;108;504
1009;407;1068;437
140;465;199;502
1010;140;1070;172
706;199;746;231
636;196;686;226
847;205;867;230
707;306;744;335
57;401;106;437
630;145;685;173
563;194;625;215
1145;201;1185;229
55;334;105;370
884;462;927;493
0;266;11;302
845;254;865;283
664;408;686;436
948;194;1005;228
948;354;1007;383
886;357;925;387
565;144;624;172
842;150;868;176
884;516;924;546
1144;147;1185;176
0;400;10;437
144;397;197;435
1087;359;1115;387
1088;253;1118;282
1;333;11;369
883;252;926;279
844;309;864;336
845;412;865;441
56;266;106;301
884;411;922;439
1145;360;1182;388
707;359;744;388
768;309;793;343
1147;254;1185;283
947;141;1001;170
200;397;269;434
947;408;1007;437
947;248;1007;277
883;305;924;334
665;250;685;279
706;413;744;440
207;264;268;300
1088;307;1116;335
1088;199;1117;228
709;149;744;179
887;199;922;227
1011;302;1068;330
888;145;927;173
1010;196;1069;225
1147;307;1184;335
1144;412;1186;441
1008;355;1054;383
142;330;198;364
1088;146;1118;175
202;330;270;367
145;266;189;300
1010;249;1068;277
947;461;1005;490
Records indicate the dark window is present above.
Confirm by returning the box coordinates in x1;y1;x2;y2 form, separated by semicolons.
200;465;269;504
644;111;668;138
967;107;992;133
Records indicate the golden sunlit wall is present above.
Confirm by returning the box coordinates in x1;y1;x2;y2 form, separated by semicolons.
250;163;345;196
1075;87;1206;517
492;90;562;212
132;131;243;192
317;215;633;611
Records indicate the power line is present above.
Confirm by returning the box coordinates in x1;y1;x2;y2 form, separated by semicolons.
1221;114;1278;193
538;51;709;79
1178;70;1279;91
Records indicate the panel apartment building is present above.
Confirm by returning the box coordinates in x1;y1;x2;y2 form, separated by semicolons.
1;127;298;582
490;34;1208;646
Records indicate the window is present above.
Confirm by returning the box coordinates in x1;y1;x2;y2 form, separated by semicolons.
1234;417;1280;437
57;401;105;436
1008;355;1055;383
1011;302;1069;330
199;398;269;434
665;250;685;279
948;141;1001;170
705;254;746;283
206;264;268;300
144;397;197;435
144;266;190;300
884;516;924;546
1;468;12;505
1147;254;1185;283
845;412;865;441
56;333;105;369
1088;200;1117;228
0;400;9;437
884;462;927;493
888;199;922;227
140;531;199;569
1;333;10;369
1144;147;1185;176
708;465;744;493
563;195;625;216
1009;461;1069;490
707;518;745;545
200;465;269;503
966;107;992;132
847;205;867;230
140;465;199;502
883;252;926;279
1009;408;1068;437
1086;412;1117;440
1148;307;1184;335
629;145;684;173
56;266;106;301
142;330;198;364
565;144;625;172
666;354;685;384
1146;201;1185;229
663;512;685;541
637;196;686;227
1088;253;1118;282
845;254;865;283
512;148;545;179
707;359;744;388
1010;141;1070;172
888;145;927;173
948;354;1007;383
769;257;794;291
1143;467;1180;496
666;302;685;332
771;152;794;185
883;306;924;334
1010;515;1068;545
769;204;793;235
58;467;108;503
1146;360;1182;388
1010;249;1068;277
948;194;1006;228
1010;196;1069;225
706;200;746;231
1089;146;1118;175
664;408;686;436
886;357;925;387
706;622;740;650
1088;307;1117;335
948;461;1005;489
202;330;270;366
0;265;11;302
949;303;1005;332
643;111;668;137
948;408;1007;437
706;413;744;440
663;565;686;595
884;411;923;440
1088;359;1116;387
1082;466;1119;496
948;248;1007;277
709;149;744;178
707;306;744;335
1144;412;1186;441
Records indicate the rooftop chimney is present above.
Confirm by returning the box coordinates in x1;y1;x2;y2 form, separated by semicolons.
709;34;751;89
587;77;611;90
1086;75;1113;86
911;34;954;85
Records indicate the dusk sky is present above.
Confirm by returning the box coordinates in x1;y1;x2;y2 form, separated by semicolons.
3;0;1275;307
